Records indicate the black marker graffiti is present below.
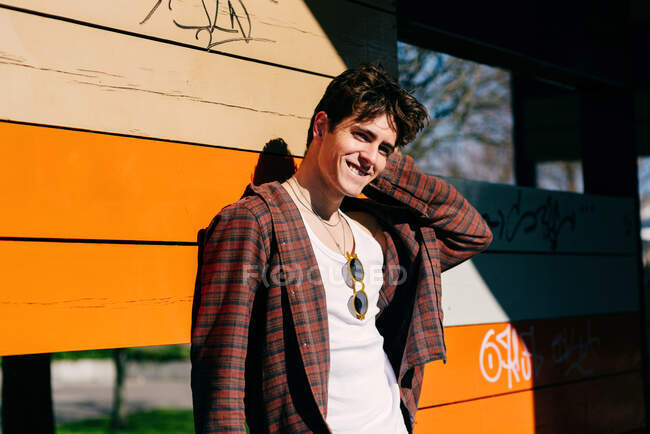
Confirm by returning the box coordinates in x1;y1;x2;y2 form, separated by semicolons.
482;191;576;250
551;320;600;377
141;0;275;48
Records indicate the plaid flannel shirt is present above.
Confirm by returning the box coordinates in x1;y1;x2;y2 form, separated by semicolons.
191;153;492;433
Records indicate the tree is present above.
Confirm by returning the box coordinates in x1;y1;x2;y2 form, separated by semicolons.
398;42;514;184
110;348;128;429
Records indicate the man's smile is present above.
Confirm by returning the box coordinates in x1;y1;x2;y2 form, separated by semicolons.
346;160;371;177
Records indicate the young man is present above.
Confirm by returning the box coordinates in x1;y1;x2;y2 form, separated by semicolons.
191;64;492;433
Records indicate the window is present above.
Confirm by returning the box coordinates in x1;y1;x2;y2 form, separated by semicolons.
397;41;514;184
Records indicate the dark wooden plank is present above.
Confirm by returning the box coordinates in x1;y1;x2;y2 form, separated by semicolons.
448;178;636;254
442;253;639;326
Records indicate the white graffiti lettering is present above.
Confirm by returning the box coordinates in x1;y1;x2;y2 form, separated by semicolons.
479;324;543;388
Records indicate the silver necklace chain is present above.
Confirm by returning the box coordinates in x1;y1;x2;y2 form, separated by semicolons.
287;177;351;256
288;177;342;227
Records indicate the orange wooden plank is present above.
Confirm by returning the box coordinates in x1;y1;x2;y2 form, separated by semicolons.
0;241;195;355
414;372;644;434
415;389;536;434
419;314;641;407
0;121;298;241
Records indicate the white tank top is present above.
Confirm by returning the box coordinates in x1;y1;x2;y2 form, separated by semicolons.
297;209;408;434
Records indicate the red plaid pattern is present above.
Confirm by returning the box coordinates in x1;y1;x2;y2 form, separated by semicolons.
191;153;492;433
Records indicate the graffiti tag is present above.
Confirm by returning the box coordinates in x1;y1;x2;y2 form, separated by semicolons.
479;321;601;387
481;191;576;251
551;320;600;377
479;324;543;389
140;0;276;48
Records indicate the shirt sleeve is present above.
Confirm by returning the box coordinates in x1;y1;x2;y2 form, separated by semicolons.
363;152;493;271
191;202;268;433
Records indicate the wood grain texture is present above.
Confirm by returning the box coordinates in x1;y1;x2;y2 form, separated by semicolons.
442;253;639;326
0;241;195;356
449;177;637;254
0;0;396;77
414;371;644;434
419;314;641;408
0;8;329;155
0;121;297;242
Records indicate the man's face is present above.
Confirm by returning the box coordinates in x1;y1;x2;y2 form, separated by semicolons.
312;111;397;198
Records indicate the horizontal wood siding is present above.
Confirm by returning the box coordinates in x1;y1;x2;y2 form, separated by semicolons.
0;8;331;156
0;121;277;241
449;177;636;255
414;371;644;434
0;241;195;356
0;0;396;77
419;314;641;408
441;254;639;326
0;2;643;432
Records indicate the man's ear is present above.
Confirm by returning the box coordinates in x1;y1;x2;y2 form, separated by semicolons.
312;111;328;142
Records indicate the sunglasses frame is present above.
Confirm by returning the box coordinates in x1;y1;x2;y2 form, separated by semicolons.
345;251;368;320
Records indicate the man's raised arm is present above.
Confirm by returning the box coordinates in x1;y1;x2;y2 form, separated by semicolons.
364;152;492;271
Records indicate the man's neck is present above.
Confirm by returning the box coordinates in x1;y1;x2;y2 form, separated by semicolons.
293;162;343;222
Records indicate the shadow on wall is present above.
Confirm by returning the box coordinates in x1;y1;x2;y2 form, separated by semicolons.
192;135;297;328
303;0;397;75
466;222;643;432
239;137;298;199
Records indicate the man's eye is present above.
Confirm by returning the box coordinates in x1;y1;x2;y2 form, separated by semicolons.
379;145;393;156
354;132;369;141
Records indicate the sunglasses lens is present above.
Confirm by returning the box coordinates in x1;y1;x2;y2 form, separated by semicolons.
349;257;364;281
353;291;368;316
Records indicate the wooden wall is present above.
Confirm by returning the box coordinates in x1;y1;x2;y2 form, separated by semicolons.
413;181;644;433
1;1;644;433
0;0;395;355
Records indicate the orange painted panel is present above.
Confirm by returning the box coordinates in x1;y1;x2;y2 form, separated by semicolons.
415;390;536;434
414;372;644;434
0;241;195;356
419;314;641;407
0;121;298;241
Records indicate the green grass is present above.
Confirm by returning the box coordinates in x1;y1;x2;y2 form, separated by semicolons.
52;345;190;363
57;409;194;434
57;410;250;434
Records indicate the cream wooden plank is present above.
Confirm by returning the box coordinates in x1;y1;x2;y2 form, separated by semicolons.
1;0;396;77
441;253;639;326
448;178;637;254
0;8;329;155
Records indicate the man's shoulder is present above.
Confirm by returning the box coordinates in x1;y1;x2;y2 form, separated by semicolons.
230;193;271;219
205;186;274;234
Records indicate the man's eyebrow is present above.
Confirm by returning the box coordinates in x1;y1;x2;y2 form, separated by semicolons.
355;126;396;150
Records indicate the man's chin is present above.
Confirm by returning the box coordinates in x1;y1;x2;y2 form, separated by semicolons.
341;184;366;198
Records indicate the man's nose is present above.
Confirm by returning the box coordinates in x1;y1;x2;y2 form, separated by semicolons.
358;146;379;170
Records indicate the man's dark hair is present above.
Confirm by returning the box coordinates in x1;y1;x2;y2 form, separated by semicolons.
306;63;429;149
